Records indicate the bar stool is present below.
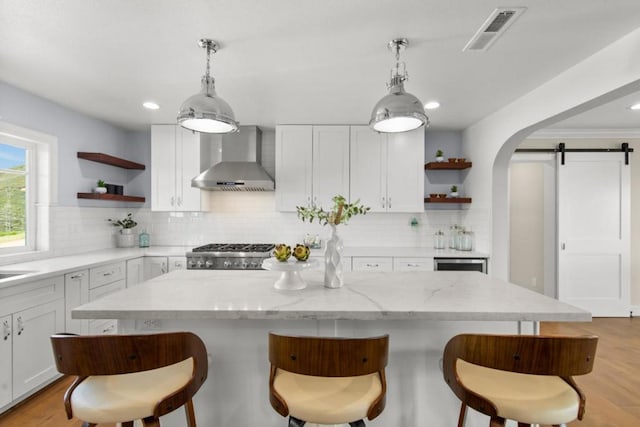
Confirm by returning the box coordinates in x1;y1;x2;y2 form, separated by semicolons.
50;331;208;427
268;332;389;427
442;333;598;427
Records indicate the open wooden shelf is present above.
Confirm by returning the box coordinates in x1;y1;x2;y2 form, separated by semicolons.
424;197;472;204
77;193;145;203
77;152;145;170
425;161;472;170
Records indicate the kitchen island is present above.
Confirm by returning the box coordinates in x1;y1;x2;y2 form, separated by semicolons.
73;270;589;427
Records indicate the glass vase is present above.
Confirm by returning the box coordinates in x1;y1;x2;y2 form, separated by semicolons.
324;224;344;288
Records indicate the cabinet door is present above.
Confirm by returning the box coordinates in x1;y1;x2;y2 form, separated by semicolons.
151;125;178;211
64;270;89;335
275;125;313;211
312;126;350;210
144;257;168;281
349;126;387;212
13;299;64;398
168;256;187;271
0;315;11;408
386;129;425;212
177;127;202;211
126;257;145;287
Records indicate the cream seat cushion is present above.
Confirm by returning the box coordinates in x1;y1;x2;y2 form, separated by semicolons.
70;358;193;423
273;370;382;424
457;359;580;425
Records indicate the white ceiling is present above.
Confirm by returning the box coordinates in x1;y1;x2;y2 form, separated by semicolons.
2;0;640;132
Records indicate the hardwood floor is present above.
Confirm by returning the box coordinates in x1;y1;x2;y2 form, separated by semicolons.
0;318;637;427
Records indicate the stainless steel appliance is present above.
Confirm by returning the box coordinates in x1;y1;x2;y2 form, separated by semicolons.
434;257;488;274
186;243;275;270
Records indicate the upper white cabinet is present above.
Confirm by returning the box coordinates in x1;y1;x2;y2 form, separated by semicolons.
275;125;350;212
151;125;203;211
350;126;424;212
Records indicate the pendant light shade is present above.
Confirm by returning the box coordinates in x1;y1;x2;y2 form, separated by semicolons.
177;39;238;134
369;39;429;133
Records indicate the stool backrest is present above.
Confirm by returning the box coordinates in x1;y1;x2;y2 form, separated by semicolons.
269;333;389;377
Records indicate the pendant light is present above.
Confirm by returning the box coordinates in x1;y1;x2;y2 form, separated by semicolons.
177;39;238;133
369;38;429;133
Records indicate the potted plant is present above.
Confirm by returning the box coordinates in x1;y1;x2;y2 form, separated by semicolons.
107;213;138;247
94;179;107;194
450;185;459;197
435;149;444;162
296;195;369;288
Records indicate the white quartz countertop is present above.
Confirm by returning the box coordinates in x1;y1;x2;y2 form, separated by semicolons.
72;269;589;322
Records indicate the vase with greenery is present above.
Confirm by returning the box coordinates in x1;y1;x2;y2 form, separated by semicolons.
297;195;369;288
94;179;107;194
107;213;138;247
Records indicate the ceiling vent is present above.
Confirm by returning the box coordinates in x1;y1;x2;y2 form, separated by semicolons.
463;7;526;51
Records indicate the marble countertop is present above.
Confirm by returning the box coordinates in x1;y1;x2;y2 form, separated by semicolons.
72;269;589;322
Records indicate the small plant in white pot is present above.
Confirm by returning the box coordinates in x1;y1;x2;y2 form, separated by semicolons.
94;179;107;194
108;213;138;247
435;149;444;162
450;185;459;197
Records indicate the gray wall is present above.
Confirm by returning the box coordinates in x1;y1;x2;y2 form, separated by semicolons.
0;81;149;207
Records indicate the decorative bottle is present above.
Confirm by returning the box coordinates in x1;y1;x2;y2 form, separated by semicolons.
138;230;150;248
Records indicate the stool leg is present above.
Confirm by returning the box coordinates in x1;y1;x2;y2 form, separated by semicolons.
349;420;366;427
517;424;531;427
122;422;134;427
142;416;161;427
489;416;505;427
184;399;197;427
288;416;306;427
82;423;97;427
457;403;467;427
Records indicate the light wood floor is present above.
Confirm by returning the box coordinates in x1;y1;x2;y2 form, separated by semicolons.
0;318;637;427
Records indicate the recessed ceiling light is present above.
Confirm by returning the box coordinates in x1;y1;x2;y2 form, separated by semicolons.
630;103;640;110
424;101;440;110
143;101;160;110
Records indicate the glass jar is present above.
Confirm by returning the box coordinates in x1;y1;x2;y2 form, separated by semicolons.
138;230;150;248
448;225;458;249
455;226;465;250
433;230;446;249
459;230;474;251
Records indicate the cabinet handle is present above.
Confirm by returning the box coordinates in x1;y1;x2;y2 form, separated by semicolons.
177;197;182;207
366;263;380;268
102;324;115;334
16;316;24;335
103;271;113;277
388;197;392;209
171;196;175;207
406;263;420;267
161;262;167;274
2;320;10;341
70;273;84;279
561;242;566;250
381;196;386;208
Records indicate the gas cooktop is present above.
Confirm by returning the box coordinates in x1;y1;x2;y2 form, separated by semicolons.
186;243;275;270
191;243;275;253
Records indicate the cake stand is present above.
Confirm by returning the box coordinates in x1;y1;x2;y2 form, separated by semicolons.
261;258;318;290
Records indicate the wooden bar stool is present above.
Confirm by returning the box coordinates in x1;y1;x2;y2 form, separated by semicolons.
50;332;208;427
442;333;598;427
268;332;389;427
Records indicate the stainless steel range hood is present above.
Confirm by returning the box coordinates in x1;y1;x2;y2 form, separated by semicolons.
192;126;275;191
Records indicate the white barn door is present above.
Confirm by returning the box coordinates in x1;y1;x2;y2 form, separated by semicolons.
558;152;630;316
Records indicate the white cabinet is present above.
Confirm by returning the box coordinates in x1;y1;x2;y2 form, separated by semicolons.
126;257;145;287
144;256;168;281
275;125;350;212
0;275;65;407
0;315;12;409
64;270;89;334
350;126;424;212
393;257;434;272
352;257;393;272
151;124;203;212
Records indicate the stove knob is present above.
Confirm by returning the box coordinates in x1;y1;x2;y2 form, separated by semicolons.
240;262;248;269
223;261;232;268
188;260;197;268
205;260;213;268
196;260;204;268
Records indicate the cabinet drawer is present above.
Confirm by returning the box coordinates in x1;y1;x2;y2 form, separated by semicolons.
88;280;125;302
393;257;434;272
89;262;126;289
88;318;117;335
0;276;64;316
352;257;392;272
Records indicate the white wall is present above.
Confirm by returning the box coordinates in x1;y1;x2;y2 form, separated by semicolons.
462;27;640;284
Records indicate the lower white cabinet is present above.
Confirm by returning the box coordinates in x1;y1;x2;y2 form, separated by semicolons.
0;275;65;409
352;257;393;272
126;257;145;287
393;257;434;272
144;257;168;280
64;270;89;334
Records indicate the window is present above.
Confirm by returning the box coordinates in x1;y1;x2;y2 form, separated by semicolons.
0;140;35;252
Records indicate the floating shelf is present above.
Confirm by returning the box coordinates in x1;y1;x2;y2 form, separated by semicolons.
77;193;145;203
425;161;472;170
77;152;145;170
424;197;472;204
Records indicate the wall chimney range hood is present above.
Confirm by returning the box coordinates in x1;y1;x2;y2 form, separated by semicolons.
191;126;275;191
